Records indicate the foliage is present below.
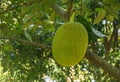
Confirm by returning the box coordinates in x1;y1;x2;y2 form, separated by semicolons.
0;0;120;81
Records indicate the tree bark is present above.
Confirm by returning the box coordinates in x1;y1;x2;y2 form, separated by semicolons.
85;51;120;81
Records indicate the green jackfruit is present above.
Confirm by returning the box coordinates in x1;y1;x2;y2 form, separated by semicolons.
52;22;88;66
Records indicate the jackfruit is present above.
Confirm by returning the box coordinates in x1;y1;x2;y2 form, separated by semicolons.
52;22;88;66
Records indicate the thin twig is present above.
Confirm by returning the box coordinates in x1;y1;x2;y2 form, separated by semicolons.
80;0;83;15
0;1;34;14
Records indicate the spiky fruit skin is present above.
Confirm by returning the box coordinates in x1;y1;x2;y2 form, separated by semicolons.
52;22;88;66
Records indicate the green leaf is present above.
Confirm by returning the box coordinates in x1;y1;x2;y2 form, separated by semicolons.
93;8;106;24
104;5;118;19
83;0;91;5
92;27;106;37
24;30;33;41
106;15;114;22
75;15;92;33
103;0;118;5
4;45;14;52
22;14;33;23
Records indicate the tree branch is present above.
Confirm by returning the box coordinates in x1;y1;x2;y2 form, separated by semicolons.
50;1;74;22
50;4;68;22
0;36;51;49
66;0;74;21
85;50;120;81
